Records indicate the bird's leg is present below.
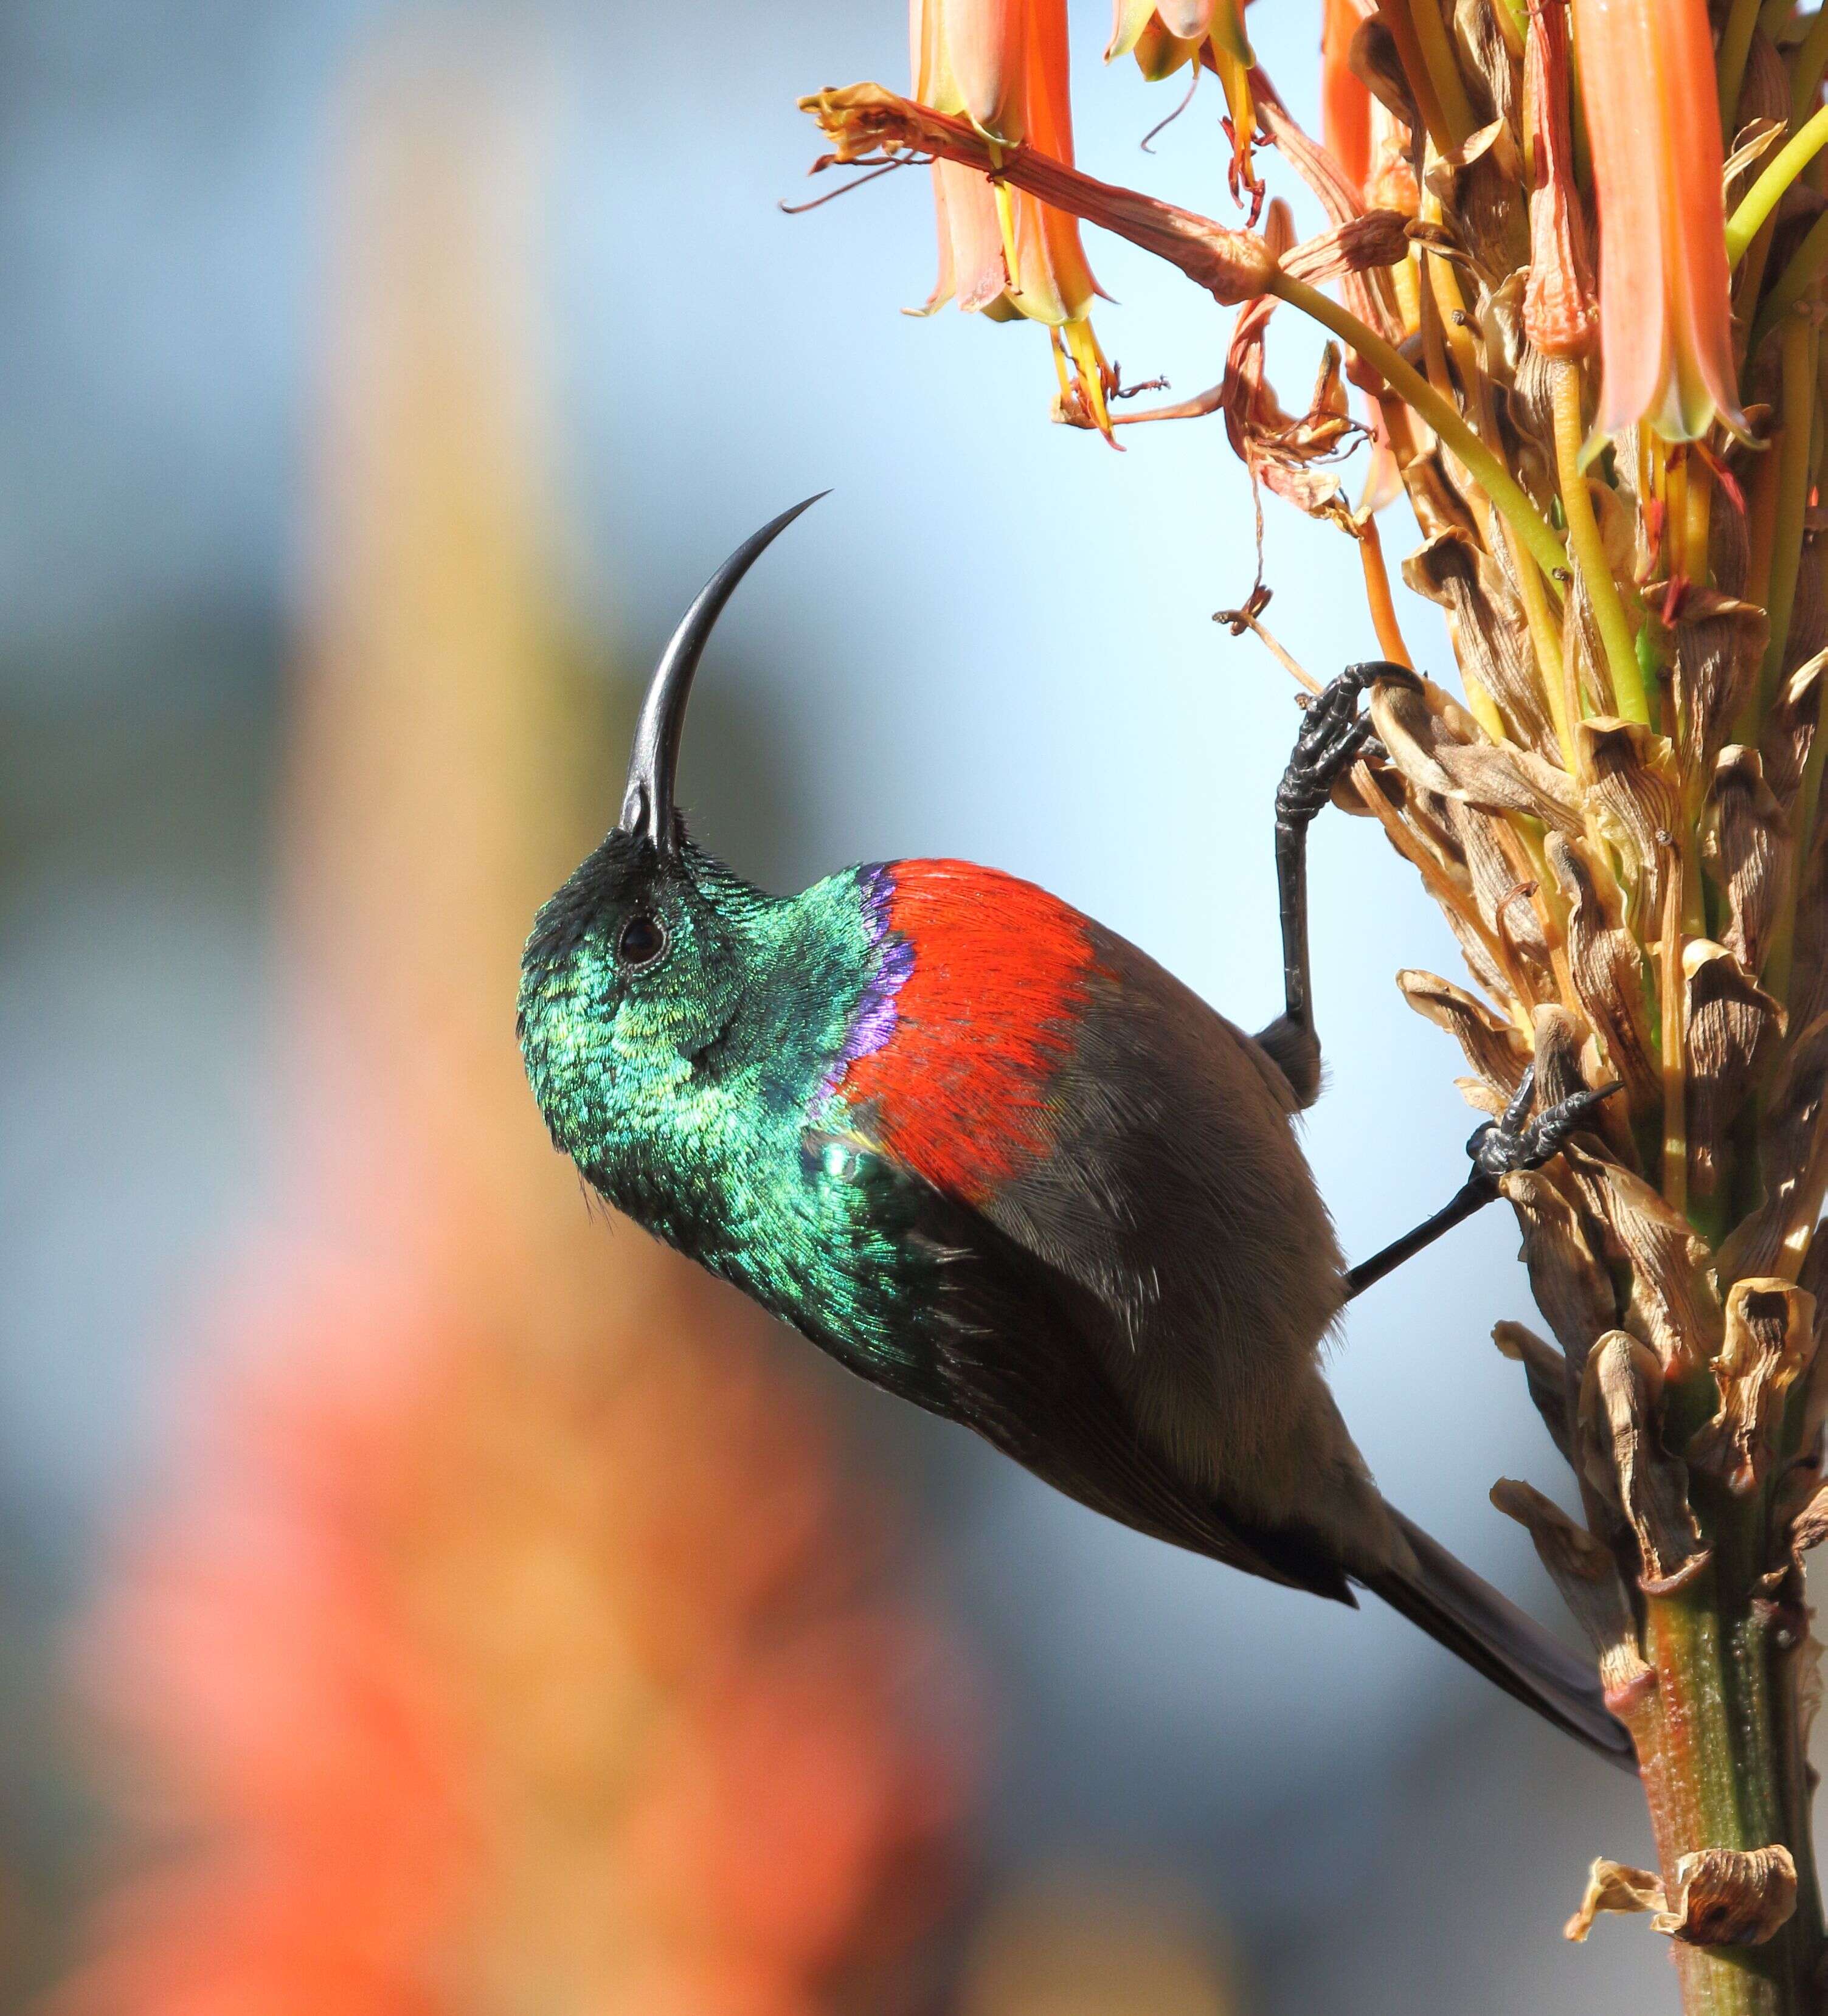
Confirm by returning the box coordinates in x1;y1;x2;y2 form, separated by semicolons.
1345;1067;1620;1298
1255;661;1419;1108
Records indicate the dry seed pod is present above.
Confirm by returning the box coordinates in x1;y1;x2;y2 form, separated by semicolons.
1404;447;1481;545
1444;798;1553;987
1491;885;1556;995
1790;1479;1828;1554
1569;585;1616;722
1718;1012;1828;1282
1788;819;1828;1042
1438;739;1585;830
1532;1004;1598;1110
1499;1167;1618;1371
1481;271;1528;390
1504;335;1563;504
1564;1845;1797;1946
1424;119;1527;283
1773;1440;1828;1558
1368;673;1584;832
1733;29;1792;158
1397;968;1531;1090
1531;1003;1633;1161
1799;1223;1828;1342
1687;1280;1815;1495
1684;942;1785;1200
1405;531;1561;758
1565;1859;1668;1942
1455;1074;1509;1115
1565;1149;1725;1375
1790;1234;1828;1455
1381;801;1518;1003
1494;1320;1576;1463
1546;834;1661;1113
1708;470;1752;601
1670;595;1768;789
1440;898;1520;1001
1451;0;1519;133
1391;773;1472;873
1759;652;1825;810
1347;16;1418;133
1705;747;1787;975
1366;674;1486;799
1785;533;1828;684
1579;1331;1710;1592
1579;720;1680;938
1489;1480;1644;1688
1653;1848;1798;1947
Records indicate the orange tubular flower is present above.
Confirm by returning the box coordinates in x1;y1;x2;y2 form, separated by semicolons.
913;0;1115;435
1321;0;1374;199
1570;0;1746;439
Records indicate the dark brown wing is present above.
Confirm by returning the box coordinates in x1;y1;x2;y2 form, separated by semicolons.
800;1125;1354;1602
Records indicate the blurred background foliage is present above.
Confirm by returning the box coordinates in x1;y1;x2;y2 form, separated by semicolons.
0;1;1709;2010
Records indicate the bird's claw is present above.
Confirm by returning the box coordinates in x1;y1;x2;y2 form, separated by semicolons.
1467;1063;1621;1188
1276;661;1421;831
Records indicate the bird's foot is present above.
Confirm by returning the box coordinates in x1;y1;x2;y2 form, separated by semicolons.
1467;1064;1621;1190
1276;661;1421;833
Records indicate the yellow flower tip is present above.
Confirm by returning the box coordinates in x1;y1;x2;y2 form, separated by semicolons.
1105;0;1157;63
1052;320;1121;444
1571;0;1745;444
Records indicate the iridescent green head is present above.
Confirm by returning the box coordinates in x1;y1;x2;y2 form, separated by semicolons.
516;496;870;1254
518;826;756;1165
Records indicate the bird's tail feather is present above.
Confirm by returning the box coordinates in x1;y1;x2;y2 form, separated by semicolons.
1360;1504;1637;1772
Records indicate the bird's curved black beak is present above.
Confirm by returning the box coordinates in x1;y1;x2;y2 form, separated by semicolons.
618;492;828;855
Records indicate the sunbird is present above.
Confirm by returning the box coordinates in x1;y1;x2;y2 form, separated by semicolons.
519;499;1632;1768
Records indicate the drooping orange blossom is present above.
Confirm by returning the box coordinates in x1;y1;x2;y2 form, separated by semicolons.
1571;0;1744;441
914;0;1115;435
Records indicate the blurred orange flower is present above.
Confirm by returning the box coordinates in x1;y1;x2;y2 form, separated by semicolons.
55;33;972;2016
1571;0;1744;438
913;0;1115;434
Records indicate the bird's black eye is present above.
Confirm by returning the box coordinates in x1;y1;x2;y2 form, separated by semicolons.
617;911;668;970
